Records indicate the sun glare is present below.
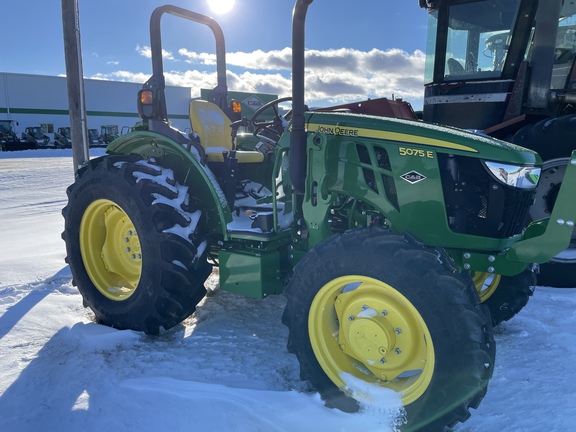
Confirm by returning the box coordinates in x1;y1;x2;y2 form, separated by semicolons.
207;0;235;14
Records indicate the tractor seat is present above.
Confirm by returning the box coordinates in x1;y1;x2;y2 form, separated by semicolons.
189;100;264;163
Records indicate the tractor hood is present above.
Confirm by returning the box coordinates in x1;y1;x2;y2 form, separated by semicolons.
305;111;541;166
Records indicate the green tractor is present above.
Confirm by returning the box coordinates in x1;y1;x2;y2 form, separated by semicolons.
62;2;576;430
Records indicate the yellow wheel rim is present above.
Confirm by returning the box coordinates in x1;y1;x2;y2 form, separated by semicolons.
473;272;501;302
309;275;435;405
80;199;142;301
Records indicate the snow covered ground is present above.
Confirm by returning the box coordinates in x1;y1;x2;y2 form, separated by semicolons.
1;148;575;432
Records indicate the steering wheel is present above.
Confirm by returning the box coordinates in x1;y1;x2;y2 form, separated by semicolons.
251;96;292;141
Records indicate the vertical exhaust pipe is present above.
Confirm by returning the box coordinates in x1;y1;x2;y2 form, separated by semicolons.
290;0;313;195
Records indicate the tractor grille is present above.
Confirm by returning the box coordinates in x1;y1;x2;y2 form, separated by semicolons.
439;154;534;238
356;144;399;211
375;147;392;170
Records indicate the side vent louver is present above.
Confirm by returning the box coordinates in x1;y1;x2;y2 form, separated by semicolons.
356;144;399;211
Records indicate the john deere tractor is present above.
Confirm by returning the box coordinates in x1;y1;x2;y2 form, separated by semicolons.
62;2;576;430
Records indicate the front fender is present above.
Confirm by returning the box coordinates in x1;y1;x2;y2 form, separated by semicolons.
106;131;231;239
506;150;576;263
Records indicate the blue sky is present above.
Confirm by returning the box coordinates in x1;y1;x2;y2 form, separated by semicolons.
5;0;429;109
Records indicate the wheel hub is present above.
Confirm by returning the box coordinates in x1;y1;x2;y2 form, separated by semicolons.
340;309;395;365
80;199;142;301
101;205;142;277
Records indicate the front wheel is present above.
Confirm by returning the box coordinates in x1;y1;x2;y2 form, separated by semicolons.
62;154;212;334
283;228;494;431
473;269;536;327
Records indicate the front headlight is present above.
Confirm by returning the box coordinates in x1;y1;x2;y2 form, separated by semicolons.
483;161;541;189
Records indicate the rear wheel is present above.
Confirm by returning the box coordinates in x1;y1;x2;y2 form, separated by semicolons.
62;154;212;334
510;116;576;287
283;228;494;431
473;269;536;327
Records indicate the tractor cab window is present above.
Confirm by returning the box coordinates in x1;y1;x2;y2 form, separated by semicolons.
442;0;521;81
424;9;438;84
31;127;44;138
551;7;576;89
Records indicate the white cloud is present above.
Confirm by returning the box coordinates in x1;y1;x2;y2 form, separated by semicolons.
97;46;425;108
136;44;175;61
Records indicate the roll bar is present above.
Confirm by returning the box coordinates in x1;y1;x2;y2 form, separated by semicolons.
144;5;228;120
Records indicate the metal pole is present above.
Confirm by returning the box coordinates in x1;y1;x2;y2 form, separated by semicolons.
62;0;89;174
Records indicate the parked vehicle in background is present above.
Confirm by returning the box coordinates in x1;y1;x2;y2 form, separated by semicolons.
88;128;103;147
0;120;35;151
419;0;576;287
121;125;135;135
100;125;119;144
21;126;50;148
54;127;72;148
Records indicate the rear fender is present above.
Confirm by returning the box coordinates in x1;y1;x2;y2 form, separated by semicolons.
106;131;231;238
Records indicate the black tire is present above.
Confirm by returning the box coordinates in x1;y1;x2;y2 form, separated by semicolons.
510;115;576;287
473;269;536;327
283;228;495;431
62;154;212;334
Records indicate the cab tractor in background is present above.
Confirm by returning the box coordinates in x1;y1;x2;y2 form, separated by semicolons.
21;126;50;148
419;0;576;287
62;2;576;430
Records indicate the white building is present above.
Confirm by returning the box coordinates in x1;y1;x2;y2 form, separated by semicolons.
0;72;192;143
